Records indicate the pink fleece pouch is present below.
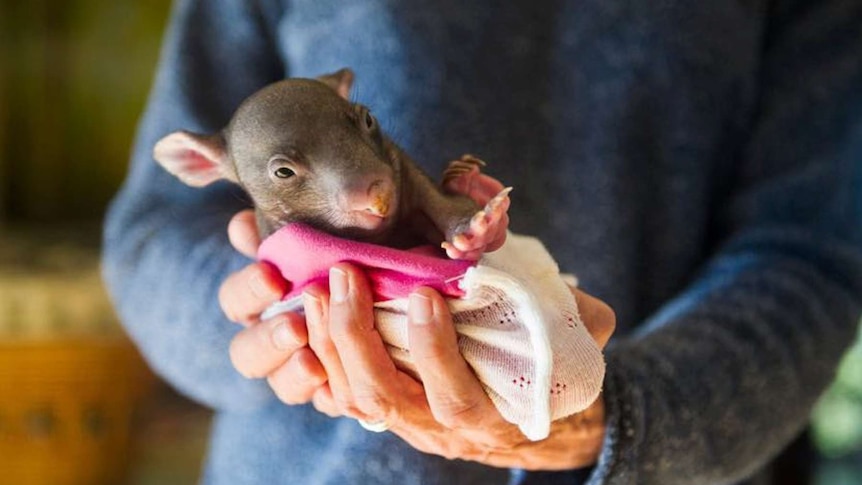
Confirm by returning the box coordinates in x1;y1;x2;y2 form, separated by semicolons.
257;223;475;301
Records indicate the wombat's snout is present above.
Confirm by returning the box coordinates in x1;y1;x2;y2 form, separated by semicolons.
338;177;396;218
365;180;392;217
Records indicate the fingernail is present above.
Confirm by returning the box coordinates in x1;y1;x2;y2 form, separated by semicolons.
249;273;269;299
409;293;434;325
303;292;321;324
330;267;349;303
271;320;296;350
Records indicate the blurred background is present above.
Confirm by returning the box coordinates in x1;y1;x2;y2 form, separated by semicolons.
1;1;209;484
0;1;860;484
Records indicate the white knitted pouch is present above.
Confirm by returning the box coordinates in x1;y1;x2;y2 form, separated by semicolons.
264;233;605;440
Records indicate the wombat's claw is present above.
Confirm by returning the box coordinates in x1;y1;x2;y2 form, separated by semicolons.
442;154;487;189
485;186;512;213
443;187;512;260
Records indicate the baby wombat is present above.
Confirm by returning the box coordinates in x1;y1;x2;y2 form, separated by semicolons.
153;68;509;260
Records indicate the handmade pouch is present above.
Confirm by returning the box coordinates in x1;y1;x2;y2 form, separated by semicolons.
259;224;605;440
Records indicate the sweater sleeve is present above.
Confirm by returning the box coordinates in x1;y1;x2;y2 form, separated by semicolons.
101;0;287;411
586;1;862;483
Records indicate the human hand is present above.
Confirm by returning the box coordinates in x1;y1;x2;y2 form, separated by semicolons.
222;206;616;468
218;211;289;324
218;210;331;403
221;167;514;398
289;263;614;469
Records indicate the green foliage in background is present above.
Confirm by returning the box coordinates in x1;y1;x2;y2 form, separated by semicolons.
812;325;862;457
0;0;171;222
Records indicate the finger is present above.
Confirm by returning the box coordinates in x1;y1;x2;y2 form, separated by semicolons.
303;282;367;420
407;287;502;432
571;288;616;349
219;262;290;325
311;386;341;418
229;312;308;378
266;346;328;405
228;209;261;258
326;264;403;421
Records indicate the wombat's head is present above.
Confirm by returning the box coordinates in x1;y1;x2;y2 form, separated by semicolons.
154;68;401;240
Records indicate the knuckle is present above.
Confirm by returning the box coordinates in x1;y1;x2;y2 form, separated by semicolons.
228;327;264;379
461;446;487;462
267;376;302;405
438;445;461;461
312;391;340;418
437;440;476;461
353;390;391;419
307;331;336;359
262;314;304;351
311;399;331;416
433;397;483;430
333;395;362;418
227;210;259;252
218;280;242;322
248;264;284;301
292;349;325;386
220;264;285;324
228;333;259;378
411;339;450;364
278;392;303;406
267;354;326;405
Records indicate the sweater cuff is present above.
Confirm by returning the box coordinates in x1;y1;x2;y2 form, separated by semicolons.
586;354;640;485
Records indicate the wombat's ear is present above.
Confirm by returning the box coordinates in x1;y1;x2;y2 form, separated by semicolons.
153;131;235;187
317;68;354;100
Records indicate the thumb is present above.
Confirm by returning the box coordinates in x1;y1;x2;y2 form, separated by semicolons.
571;288;616;349
228;209;261;258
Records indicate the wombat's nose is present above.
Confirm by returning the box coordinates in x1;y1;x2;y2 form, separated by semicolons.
365;180;392;217
338;178;395;217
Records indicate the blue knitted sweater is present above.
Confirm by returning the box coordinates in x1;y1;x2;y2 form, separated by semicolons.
102;1;862;483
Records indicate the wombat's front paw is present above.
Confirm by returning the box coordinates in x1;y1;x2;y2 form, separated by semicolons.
442;187;512;260
443;154;508;207
443;154;487;193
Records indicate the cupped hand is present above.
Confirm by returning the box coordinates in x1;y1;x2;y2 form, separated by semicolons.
221;168;514;406
219;210;330;403
220;200;617;469
299;263;615;469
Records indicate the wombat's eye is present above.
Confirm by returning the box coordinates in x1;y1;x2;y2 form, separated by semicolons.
364;111;375;130
274;167;295;179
